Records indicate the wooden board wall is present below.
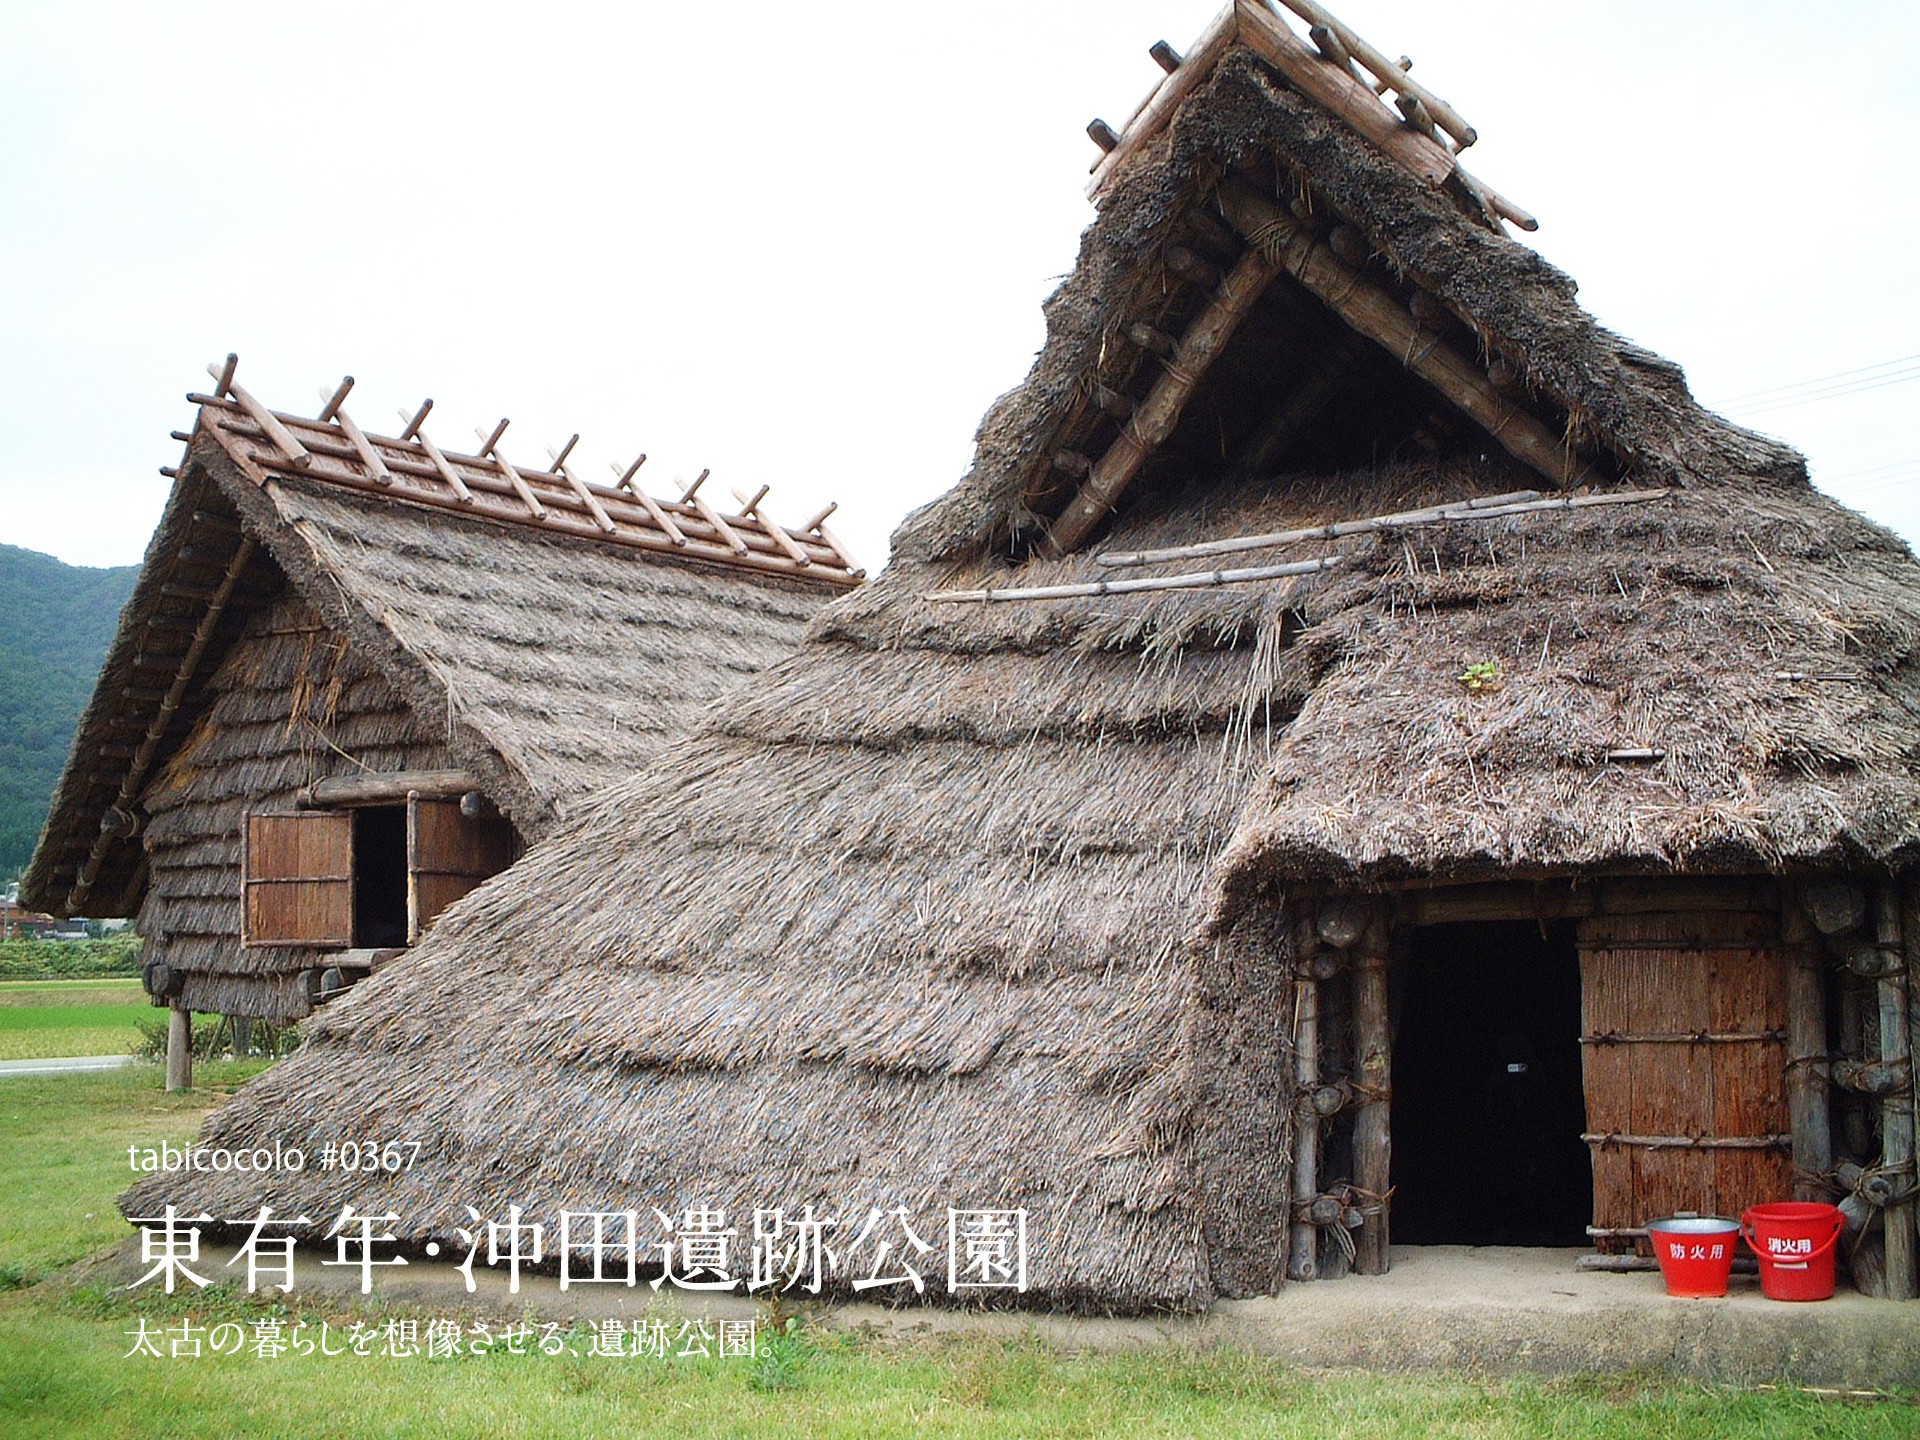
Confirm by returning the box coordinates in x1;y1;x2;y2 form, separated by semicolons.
1579;910;1793;1239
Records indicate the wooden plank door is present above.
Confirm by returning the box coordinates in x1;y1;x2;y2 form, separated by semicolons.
241;811;353;947
1579;911;1793;1243
405;796;515;940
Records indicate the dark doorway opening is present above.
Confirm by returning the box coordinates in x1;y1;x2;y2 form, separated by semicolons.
1392;920;1590;1245
352;806;408;947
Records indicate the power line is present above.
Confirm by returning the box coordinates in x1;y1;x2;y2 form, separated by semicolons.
1825;458;1920;484
1724;365;1920;418
1718;352;1920;406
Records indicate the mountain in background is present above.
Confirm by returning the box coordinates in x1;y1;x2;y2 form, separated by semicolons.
0;543;140;880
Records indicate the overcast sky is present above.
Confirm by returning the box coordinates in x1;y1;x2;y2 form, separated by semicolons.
3;1;1915;574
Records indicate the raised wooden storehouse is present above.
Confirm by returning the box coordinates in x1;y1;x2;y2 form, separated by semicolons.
24;360;861;1072
135;3;1919;1305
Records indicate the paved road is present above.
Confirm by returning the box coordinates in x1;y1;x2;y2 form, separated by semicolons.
0;1054;139;1078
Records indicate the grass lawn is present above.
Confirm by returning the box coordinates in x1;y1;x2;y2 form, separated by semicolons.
0;1066;1914;1439
0;978;151;1060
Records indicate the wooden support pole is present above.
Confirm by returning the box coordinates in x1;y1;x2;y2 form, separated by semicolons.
67;539;256;911
1351;919;1392;1275
165;1005;192;1092
1872;883;1917;1299
1288;962;1322;1282
1784;894;1835;1203
1043;243;1279;555
1215;180;1590;489
1908;880;1920;1259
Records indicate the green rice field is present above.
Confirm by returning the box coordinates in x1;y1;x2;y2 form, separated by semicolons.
0;978;151;1061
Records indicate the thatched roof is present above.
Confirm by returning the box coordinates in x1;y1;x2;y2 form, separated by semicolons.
130;6;1920;1309
24;380;855;916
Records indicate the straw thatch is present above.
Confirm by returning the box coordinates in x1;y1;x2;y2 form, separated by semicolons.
26;420;841;1020
128;28;1920;1306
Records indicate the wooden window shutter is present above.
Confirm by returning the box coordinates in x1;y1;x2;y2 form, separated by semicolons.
242;811;353;948
406;796;515;941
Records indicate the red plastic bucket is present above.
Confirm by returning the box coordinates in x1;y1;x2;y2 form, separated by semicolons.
1646;1216;1741;1297
1741;1202;1844;1301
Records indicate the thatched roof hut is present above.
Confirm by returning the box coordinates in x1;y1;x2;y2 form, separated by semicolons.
25;365;859;1028
133;4;1920;1307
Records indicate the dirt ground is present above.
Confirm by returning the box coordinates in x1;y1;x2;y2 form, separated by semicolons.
91;1240;1920;1392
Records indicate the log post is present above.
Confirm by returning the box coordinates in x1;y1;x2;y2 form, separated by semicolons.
165;1005;192;1092
1782;895;1833;1201
1873;884;1918;1299
1288;952;1322;1282
230;1014;252;1059
1838;976;1874;1160
1351;911;1392;1274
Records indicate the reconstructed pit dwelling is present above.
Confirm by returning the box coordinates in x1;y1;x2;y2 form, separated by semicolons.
121;2;1920;1305
24;361;861;1073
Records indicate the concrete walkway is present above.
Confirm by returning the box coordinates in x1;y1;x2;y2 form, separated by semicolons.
80;1239;1920;1391
0;1054;138;1077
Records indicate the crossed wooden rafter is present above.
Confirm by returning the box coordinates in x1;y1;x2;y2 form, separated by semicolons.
1035;0;1589;558
177;356;863;588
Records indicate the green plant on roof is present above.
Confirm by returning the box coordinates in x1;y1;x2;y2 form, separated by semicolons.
1458;660;1502;693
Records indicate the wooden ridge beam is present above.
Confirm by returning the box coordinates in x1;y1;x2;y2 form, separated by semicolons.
1042;242;1280;555
1089;5;1532;234
1215;179;1591;487
225;432;855;585
193;401;850;576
